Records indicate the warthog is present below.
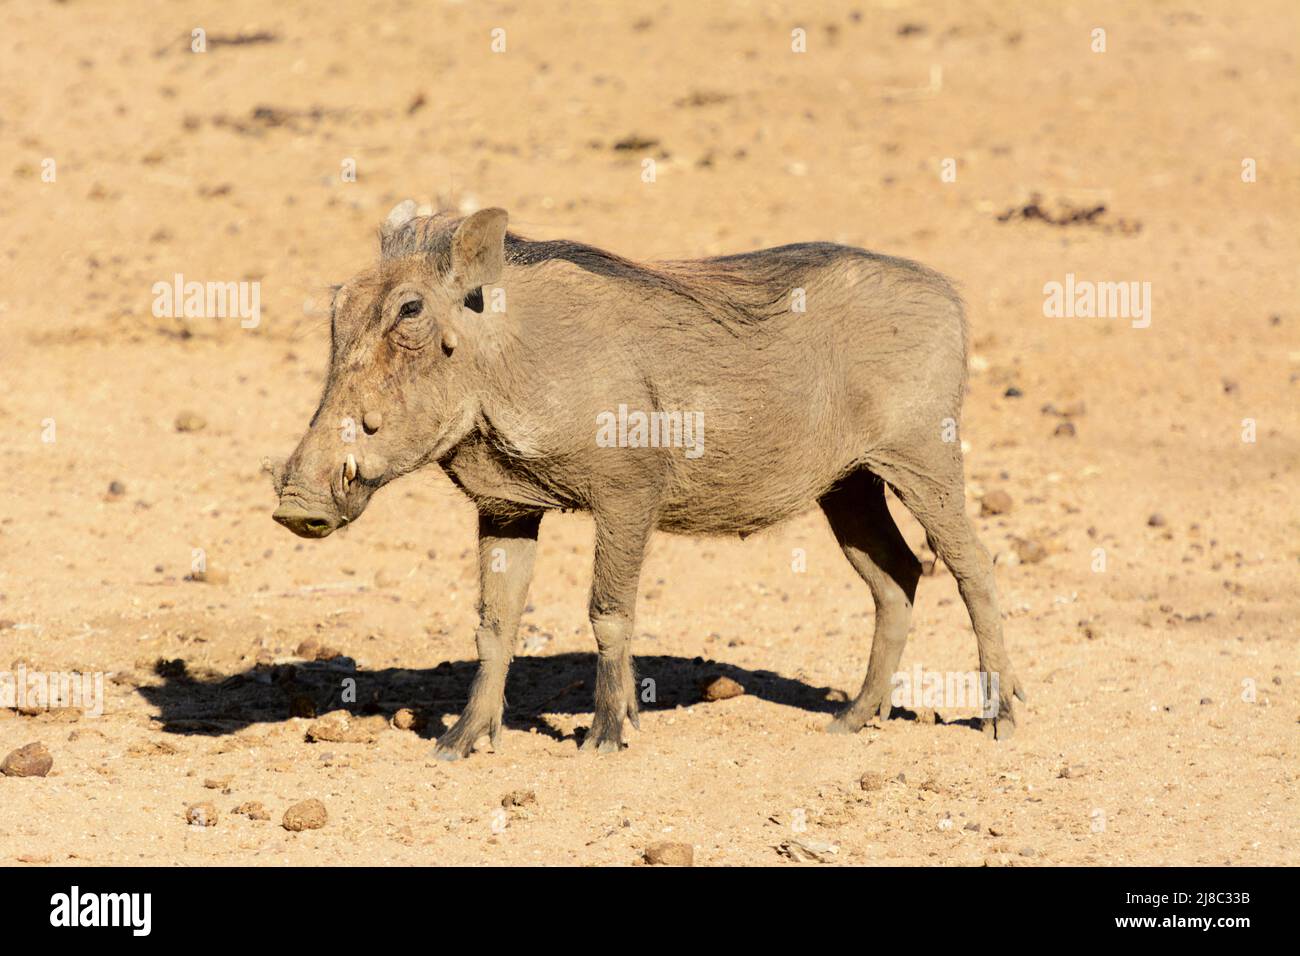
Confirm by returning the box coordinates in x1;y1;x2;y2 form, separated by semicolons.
270;201;1024;757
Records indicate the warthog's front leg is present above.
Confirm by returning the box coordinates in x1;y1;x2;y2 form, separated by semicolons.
581;504;655;754
435;509;541;760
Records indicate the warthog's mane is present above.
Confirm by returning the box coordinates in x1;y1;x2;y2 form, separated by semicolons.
381;213;959;334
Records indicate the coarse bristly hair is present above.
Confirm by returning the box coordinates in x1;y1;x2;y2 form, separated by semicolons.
379;212;965;338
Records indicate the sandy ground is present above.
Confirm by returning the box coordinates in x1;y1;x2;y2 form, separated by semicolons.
1;0;1297;866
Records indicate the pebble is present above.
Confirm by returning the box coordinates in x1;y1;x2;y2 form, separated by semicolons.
1053;421;1076;438
188;567;229;585
644;841;694;866
107;480;126;497
282;799;328;831
306;711;381;744
174;410;207;432
1003;386;1023;398
859;770;886;791
295;638;342;662
234;801;270;821
501;789;536;808
1;742;53;777
391;708;424;731
980;489;1013;516
184;802;219;827
778;838;838;863
1013;538;1047;564
1147;513;1167;527
701;675;744;702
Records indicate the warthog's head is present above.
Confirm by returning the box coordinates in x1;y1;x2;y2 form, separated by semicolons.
271;202;509;538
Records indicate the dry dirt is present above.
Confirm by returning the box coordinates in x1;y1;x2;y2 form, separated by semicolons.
1;1;1297;867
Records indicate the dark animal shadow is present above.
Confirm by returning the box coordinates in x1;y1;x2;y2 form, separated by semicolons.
135;653;852;745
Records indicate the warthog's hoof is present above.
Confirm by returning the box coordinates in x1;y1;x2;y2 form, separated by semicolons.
825;697;892;734
982;713;1017;741
580;704;638;754
579;733;624;755
434;711;501;760
982;676;1027;741
826;714;865;735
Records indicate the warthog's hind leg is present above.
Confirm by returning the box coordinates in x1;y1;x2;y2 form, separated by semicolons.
819;469;922;734
580;500;656;754
870;450;1026;740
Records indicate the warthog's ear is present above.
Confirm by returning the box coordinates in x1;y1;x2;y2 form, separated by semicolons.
450;208;508;290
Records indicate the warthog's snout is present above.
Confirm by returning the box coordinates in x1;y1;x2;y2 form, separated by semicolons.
272;445;383;539
272;499;342;538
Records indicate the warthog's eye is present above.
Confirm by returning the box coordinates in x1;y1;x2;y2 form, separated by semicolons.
463;287;484;313
398;298;423;320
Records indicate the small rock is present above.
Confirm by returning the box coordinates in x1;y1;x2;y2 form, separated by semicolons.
1013;538;1047;564
1147;513;1167;528
391;708;424;731
858;770;886;792
184;802;219;827
188;567;229;585
289;694;317;719
1200;697;1213;706
980;489;1013;516
1003;386;1023;398
777;838;838;863
1018;846;1037;858
234;801;270;821
520;632;551;654
701;675;744;702
128;739;179;757
963;821;981;832
282;798;328;831
645;841;693;866
501;789;536;809
1;742;53;778
295;638;341;662
203;777;230;790
174;410;207;432
107;480;126;497
305;710;381;744
1053;421;1076;438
